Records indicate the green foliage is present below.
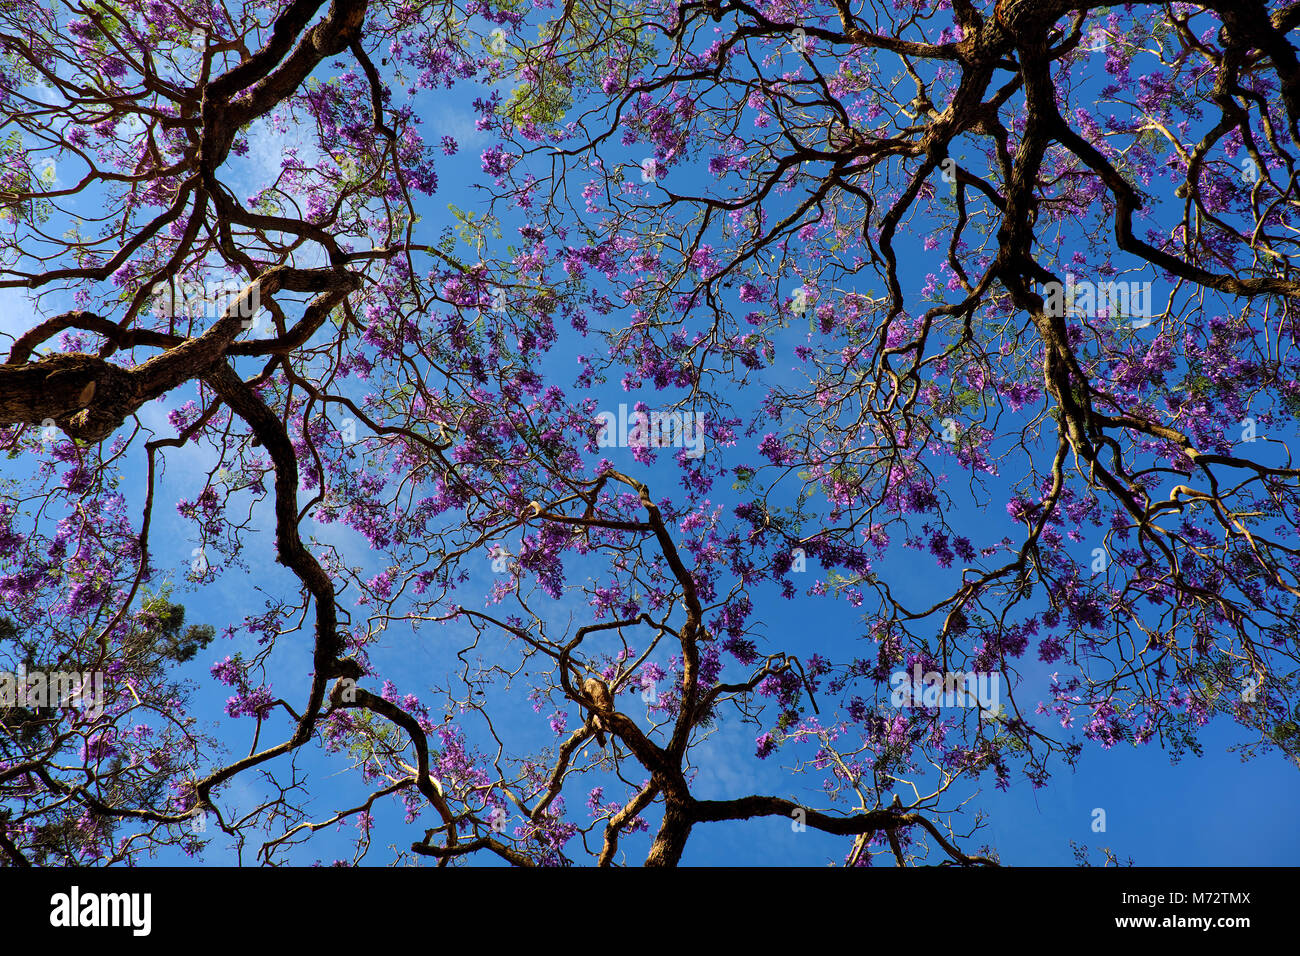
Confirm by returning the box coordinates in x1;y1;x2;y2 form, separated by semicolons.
447;202;502;255
497;0;658;133
1268;703;1300;752
1;593;214;863
127;588;216;664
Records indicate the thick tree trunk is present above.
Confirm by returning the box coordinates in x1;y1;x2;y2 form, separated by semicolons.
644;801;693;867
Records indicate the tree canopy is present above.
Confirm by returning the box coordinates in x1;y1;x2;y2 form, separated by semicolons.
1;0;1298;866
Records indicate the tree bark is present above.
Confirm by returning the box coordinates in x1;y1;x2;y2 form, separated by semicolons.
645;800;694;867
